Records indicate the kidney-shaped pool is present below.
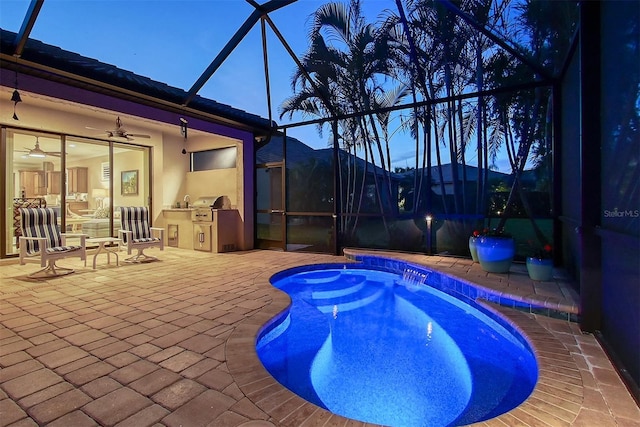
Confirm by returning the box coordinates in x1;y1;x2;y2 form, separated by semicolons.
257;264;538;427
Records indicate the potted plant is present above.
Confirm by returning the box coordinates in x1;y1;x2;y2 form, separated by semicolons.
476;228;515;273
526;243;553;281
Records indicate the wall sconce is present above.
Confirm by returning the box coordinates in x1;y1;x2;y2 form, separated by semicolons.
11;70;21;120
179;117;188;154
425;214;433;255
180;117;188;138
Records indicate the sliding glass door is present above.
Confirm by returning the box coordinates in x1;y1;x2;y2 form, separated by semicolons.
4;129;63;256
112;141;150;213
2;126;150;258
65;137;111;238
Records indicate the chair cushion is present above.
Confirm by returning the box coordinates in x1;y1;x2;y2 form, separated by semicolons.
132;237;160;244
45;245;82;254
120;207;152;240
20;207;63;254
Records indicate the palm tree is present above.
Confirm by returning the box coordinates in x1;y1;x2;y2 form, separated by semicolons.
279;0;576;254
280;0;398;239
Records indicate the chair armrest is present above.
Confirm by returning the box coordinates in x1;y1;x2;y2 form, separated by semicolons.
150;227;164;238
18;236;48;263
19;235;47;249
118;229;132;244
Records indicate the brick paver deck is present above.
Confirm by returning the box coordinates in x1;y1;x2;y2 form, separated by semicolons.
1;247;638;426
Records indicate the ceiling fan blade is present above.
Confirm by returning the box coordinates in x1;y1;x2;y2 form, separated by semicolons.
108;134;132;141
127;133;151;138
45;152;62;157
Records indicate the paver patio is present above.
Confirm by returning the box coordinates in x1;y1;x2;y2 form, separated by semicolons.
0;247;638;426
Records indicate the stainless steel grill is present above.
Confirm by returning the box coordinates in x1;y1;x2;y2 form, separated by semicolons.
191;196;237;252
191;196;231;222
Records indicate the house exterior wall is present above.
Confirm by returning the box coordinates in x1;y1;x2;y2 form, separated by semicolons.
0;69;256;251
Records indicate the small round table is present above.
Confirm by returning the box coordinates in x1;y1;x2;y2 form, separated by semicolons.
87;237;120;269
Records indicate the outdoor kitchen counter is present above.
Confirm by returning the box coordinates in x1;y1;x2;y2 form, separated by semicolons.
160;209;195;249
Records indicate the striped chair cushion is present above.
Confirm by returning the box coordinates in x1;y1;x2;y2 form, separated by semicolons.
132;237;160;243
120;206;152;241
45;245;82;254
20;207;63;255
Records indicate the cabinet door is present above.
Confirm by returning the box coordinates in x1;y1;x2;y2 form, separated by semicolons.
20;171;46;197
33;172;44;195
67;168;76;193
67;167;88;193
47;171;61;194
76;167;88;193
19;171;33;197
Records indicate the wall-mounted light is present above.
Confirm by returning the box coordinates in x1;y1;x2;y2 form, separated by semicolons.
11;69;21;120
180;117;188;138
179;117;188;154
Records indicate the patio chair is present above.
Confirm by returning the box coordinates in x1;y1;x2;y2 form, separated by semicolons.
19;207;87;278
118;206;164;262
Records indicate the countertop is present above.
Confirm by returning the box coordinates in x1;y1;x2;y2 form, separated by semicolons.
162;208;194;212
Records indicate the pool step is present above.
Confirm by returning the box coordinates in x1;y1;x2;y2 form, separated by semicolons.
298;270;342;284
313;288;385;314
311;273;367;299
304;278;387;314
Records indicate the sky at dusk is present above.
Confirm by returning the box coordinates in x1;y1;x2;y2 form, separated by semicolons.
0;1;393;153
1;0;521;172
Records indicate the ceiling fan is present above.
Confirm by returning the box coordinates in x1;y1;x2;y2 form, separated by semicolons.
18;137;61;158
88;116;151;140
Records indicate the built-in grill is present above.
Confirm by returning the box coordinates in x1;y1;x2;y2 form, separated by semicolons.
191;196;237;252
191;195;231;222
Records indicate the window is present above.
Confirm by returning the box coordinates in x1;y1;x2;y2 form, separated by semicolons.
191;146;237;171
101;162;110;181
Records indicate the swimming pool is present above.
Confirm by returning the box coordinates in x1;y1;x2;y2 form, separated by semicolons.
257;264;538;427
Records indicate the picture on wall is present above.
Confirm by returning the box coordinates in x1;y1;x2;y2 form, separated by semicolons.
121;170;138;195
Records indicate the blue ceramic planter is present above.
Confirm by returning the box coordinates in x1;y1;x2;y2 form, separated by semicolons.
476;236;515;273
468;236;479;262
526;257;553;281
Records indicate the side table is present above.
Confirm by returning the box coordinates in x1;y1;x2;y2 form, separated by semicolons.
87;237;120;269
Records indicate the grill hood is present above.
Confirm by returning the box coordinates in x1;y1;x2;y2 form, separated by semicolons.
192;196;231;210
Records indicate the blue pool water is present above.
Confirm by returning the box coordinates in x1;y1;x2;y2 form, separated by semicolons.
257;264;538;427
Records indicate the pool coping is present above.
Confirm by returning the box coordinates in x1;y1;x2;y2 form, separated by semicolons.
227;251;586;426
343;248;580;322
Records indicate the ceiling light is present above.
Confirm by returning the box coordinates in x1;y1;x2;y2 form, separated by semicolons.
28;149;46;158
28;139;46;158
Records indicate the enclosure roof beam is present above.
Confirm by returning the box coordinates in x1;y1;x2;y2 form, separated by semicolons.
263;14;339;118
13;0;43;57
183;0;297;106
